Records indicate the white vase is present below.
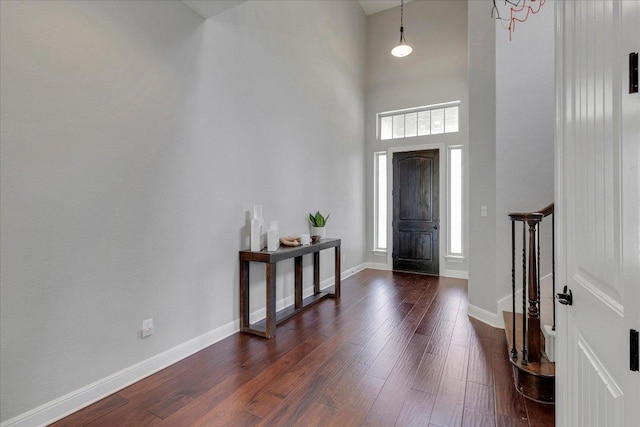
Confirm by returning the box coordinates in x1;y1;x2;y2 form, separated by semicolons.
267;221;280;251
311;226;325;238
250;205;264;251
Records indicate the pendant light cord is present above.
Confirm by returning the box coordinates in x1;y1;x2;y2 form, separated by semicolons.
391;0;412;56
400;0;405;41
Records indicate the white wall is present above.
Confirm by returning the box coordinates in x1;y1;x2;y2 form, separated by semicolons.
364;0;469;276
0;0;366;422
494;0;555;304
468;1;497;317
467;0;555;321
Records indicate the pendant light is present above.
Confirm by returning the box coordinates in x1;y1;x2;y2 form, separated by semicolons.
391;0;412;57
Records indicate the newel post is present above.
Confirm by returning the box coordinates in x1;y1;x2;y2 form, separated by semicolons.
526;218;542;363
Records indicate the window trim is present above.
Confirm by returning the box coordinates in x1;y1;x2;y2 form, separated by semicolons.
384;143;447;272
377;100;461;141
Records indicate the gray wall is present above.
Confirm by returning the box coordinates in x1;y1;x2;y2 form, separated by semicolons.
468;1;497;314
467;0;555;317
0;0;555;421
494;1;555;303
0;0;366;421
364;0;469;276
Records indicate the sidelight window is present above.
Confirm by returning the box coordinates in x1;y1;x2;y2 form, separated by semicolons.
449;146;463;255
374;152;387;251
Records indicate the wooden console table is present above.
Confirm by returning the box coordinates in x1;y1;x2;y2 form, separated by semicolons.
239;238;341;338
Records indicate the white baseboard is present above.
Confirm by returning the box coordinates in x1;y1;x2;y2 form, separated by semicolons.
340;263;367;280
543;324;556;362
442;269;468;279
2;263;367;427
248;262;366;323
495;273;553;328
1;319;239;427
467;304;502;329
497;288;524;325
362;262;391;271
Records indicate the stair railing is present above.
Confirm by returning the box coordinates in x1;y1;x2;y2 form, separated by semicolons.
508;203;554;365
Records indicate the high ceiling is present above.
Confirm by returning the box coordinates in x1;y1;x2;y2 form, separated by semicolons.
358;0;410;16
181;0;410;19
181;0;246;18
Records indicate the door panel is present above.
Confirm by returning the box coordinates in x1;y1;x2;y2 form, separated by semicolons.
397;231;433;260
393;150;439;274
398;157;433;221
557;1;640;425
576;337;623;426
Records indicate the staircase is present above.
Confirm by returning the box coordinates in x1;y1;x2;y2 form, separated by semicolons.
503;203;555;404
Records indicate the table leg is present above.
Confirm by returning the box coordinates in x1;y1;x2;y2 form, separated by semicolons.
295;256;303;309
334;245;341;298
265;262;277;338
240;260;250;330
313;252;320;295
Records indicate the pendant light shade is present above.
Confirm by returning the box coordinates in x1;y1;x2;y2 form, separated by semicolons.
391;0;412;57
391;37;412;57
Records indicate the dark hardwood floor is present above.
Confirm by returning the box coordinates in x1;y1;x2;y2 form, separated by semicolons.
52;269;554;426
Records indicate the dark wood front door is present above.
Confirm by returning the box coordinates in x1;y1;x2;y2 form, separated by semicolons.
392;150;439;274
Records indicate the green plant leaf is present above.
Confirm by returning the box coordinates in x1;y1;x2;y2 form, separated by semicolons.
309;211;329;227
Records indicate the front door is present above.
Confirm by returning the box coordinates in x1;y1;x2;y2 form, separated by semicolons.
392;149;439;275
556;1;640;425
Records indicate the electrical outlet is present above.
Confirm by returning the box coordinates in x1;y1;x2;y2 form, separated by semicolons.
342;253;346;263
481;206;488;217
141;318;154;338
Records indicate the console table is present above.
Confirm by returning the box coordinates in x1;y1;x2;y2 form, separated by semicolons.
239;238;341;338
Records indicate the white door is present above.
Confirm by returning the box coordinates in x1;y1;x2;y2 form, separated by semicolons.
556;1;640;426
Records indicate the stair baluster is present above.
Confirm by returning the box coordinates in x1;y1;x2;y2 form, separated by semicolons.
511;220;518;360
552;211;556;331
506;204;555;403
521;221;528;365
527;217;542;363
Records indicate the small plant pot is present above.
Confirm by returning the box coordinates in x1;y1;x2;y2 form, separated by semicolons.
311;226;325;238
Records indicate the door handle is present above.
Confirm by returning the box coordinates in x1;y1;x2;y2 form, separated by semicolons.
557;285;573;306
433;226;439;230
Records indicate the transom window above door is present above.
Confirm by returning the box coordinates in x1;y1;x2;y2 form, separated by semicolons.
378;101;460;141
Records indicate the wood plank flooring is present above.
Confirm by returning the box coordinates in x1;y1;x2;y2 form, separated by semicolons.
51;269;554;426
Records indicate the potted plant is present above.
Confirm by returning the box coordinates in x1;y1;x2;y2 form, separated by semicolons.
309;211;330;238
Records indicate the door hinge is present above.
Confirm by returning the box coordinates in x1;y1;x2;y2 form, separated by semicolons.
630;52;638;94
631;329;639;372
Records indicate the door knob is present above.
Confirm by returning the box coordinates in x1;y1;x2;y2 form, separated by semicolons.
433;226;439;230
557;285;573;306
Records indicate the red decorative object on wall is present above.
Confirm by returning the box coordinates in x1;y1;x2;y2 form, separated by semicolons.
492;0;547;41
